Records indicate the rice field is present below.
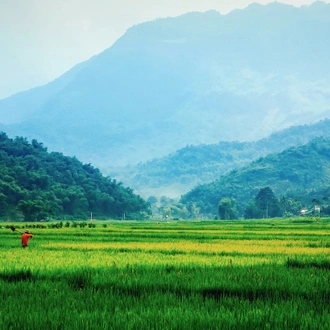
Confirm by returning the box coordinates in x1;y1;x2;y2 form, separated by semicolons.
0;219;329;330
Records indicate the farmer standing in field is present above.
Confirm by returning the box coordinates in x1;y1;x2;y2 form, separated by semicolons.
21;230;33;248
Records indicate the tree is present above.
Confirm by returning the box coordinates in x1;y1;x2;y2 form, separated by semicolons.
147;196;157;204
190;203;200;219
244;200;263;219
218;197;238;220
18;199;50;222
255;187;281;218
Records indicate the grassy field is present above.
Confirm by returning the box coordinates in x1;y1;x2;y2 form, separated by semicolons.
0;219;329;329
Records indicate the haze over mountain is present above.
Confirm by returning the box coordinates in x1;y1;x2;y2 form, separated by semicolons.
0;1;330;171
110;119;330;198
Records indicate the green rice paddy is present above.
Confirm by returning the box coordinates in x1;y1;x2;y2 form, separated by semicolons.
0;219;329;329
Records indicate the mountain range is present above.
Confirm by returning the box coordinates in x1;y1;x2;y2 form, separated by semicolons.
0;1;330;200
109;119;330;198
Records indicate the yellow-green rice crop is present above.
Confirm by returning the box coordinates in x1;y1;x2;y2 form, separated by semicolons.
0;219;329;329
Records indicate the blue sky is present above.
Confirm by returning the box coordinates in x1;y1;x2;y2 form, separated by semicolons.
1;0;329;99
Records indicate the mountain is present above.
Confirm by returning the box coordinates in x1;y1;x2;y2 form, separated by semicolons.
0;1;330;169
110;119;330;198
0;132;150;221
180;137;330;218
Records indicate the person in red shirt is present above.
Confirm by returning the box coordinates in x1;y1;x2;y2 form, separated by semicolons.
21;230;33;248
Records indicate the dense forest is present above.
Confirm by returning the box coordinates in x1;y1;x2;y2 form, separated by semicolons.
0;132;150;221
179;137;330;219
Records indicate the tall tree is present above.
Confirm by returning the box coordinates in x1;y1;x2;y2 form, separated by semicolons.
255;187;281;218
218;197;238;220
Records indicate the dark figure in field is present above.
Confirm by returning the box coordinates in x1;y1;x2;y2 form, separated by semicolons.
21;230;33;248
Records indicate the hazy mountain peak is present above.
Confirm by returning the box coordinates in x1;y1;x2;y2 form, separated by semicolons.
0;1;329;172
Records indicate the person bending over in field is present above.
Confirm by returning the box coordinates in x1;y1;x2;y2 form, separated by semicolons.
21;230;33;248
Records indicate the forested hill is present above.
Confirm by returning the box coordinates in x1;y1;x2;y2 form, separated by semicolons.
180;137;330;218
0;132;150;221
110;119;330;198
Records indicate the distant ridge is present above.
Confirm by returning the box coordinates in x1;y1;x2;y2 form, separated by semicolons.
0;1;329;170
109;119;330;198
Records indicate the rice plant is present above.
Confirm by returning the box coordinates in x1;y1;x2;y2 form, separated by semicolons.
0;219;329;329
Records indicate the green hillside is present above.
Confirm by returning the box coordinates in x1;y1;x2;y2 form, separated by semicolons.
111;119;330;197
0;132;150;221
180;137;330;218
